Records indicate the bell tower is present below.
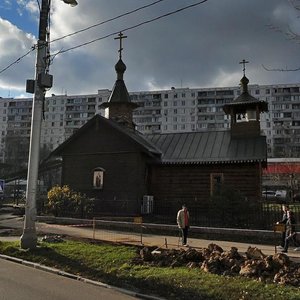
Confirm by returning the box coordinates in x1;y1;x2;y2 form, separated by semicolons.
223;60;268;138
100;32;138;129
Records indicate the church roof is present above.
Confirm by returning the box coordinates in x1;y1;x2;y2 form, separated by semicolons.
50;115;266;166
146;131;267;165
100;59;138;108
223;75;268;114
50;114;161;158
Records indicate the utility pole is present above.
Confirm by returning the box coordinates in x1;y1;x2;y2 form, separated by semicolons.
20;0;50;249
21;0;78;249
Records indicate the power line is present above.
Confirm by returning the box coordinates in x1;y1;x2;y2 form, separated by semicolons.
50;0;166;44
0;0;209;75
0;47;36;75
54;0;209;56
0;0;165;76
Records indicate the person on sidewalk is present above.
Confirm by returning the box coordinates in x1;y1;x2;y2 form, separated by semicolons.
177;204;190;246
282;210;300;253
276;204;289;250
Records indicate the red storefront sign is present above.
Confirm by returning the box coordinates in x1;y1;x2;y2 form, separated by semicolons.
263;163;300;174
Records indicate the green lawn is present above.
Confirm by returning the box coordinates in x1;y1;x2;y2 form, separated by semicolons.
0;239;299;300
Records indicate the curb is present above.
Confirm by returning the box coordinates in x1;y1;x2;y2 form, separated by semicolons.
0;254;165;300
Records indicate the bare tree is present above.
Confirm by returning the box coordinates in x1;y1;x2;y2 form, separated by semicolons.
264;0;300;71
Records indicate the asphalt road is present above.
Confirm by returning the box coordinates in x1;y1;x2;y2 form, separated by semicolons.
0;259;137;300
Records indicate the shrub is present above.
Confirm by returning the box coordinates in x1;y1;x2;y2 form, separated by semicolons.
47;185;94;218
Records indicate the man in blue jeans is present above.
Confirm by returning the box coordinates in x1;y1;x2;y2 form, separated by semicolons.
282;210;300;253
177;204;190;246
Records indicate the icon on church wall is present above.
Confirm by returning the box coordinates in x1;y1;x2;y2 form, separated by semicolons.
93;169;104;189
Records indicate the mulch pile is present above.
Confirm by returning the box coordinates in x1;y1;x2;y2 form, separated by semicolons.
134;243;300;287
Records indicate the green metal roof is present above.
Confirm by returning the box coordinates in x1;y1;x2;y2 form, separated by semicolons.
146;131;267;164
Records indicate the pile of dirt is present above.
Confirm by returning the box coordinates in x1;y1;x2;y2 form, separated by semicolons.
134;244;300;287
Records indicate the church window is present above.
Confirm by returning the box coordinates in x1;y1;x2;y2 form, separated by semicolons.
210;173;224;196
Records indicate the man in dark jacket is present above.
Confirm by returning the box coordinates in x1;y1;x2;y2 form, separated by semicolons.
282;210;300;253
276;204;289;250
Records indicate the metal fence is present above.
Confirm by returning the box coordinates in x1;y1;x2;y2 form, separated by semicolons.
149;202;300;230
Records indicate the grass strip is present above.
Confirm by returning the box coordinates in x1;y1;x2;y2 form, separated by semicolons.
0;239;299;300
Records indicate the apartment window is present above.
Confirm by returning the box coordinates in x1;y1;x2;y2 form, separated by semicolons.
173;101;177;106
164;101;168;107
181;100;185;106
182;93;186;98
198;91;207;97
164;94;168;99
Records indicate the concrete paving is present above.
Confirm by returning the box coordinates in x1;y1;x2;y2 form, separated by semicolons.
1;214;300;260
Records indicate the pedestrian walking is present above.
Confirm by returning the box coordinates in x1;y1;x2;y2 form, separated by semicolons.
177;204;190;246
282;210;300;253
276;204;289;250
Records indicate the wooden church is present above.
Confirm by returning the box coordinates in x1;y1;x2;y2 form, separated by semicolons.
49;35;268;216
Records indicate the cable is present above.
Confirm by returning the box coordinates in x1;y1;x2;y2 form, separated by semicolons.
0;47;36;75
50;0;166;44
53;0;209;56
0;0;165;75
0;0;209;75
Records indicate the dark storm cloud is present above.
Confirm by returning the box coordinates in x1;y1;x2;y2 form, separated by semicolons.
1;0;300;97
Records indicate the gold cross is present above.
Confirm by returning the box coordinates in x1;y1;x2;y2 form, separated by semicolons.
114;32;127;59
239;59;249;76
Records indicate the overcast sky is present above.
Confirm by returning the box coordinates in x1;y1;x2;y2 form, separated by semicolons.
1;0;300;98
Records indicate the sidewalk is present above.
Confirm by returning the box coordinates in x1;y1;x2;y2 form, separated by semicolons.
1;215;300;261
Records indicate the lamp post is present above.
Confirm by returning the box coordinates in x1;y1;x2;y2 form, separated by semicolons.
20;0;78;249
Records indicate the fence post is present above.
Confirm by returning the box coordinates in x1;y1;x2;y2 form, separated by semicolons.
92;217;96;240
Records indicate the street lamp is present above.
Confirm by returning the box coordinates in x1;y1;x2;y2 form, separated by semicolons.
20;0;78;249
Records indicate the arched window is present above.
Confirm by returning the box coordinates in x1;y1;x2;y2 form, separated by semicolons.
93;167;105;189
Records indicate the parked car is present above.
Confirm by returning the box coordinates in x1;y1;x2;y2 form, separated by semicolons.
8;190;25;199
275;190;287;199
262;191;276;200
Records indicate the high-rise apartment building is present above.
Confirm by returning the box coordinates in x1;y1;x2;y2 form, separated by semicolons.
41;89;110;151
131;83;300;158
1;82;300;166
